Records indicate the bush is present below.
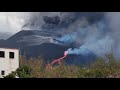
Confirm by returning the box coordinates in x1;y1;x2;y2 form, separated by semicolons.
16;66;32;78
4;72;16;78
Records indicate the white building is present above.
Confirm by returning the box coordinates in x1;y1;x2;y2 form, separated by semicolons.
0;48;19;78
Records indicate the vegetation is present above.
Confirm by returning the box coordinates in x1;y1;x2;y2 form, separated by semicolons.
4;54;120;78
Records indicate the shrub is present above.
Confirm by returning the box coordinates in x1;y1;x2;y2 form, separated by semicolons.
4;72;16;78
16;66;32;78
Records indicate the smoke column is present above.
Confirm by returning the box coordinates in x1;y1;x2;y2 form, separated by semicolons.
64;12;120;60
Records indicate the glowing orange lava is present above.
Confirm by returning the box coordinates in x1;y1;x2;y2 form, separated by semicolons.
46;51;68;69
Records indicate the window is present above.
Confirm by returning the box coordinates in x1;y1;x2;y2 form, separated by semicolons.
1;71;5;75
9;52;14;59
0;51;5;58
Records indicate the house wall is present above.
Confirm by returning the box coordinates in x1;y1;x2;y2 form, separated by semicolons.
0;48;19;78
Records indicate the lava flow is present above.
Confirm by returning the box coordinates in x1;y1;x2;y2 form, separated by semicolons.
46;51;68;69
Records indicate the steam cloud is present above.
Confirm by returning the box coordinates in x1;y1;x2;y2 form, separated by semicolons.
22;12;120;59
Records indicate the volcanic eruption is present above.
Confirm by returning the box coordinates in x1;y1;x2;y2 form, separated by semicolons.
14;12;120;66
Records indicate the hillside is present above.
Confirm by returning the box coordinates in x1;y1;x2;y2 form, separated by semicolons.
0;32;12;40
0;30;96;65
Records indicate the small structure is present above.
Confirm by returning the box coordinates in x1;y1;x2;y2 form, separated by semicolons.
0;48;19;78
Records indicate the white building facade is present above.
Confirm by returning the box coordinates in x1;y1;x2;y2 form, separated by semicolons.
0;48;19;78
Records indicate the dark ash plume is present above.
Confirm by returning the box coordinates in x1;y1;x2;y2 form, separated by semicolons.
21;12;120;59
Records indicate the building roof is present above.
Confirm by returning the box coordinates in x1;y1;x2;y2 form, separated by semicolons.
0;47;19;50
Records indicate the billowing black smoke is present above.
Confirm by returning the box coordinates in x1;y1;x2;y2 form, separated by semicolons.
22;12;120;60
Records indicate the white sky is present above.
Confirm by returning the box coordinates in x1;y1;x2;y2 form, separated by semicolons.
0;12;60;34
0;12;31;34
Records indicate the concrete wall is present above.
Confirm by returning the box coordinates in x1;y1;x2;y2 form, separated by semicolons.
0;48;19;78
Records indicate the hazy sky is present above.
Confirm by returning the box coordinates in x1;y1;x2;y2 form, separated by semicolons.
0;12;31;34
0;12;60;34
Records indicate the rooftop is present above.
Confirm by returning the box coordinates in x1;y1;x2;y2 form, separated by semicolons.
0;47;19;50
